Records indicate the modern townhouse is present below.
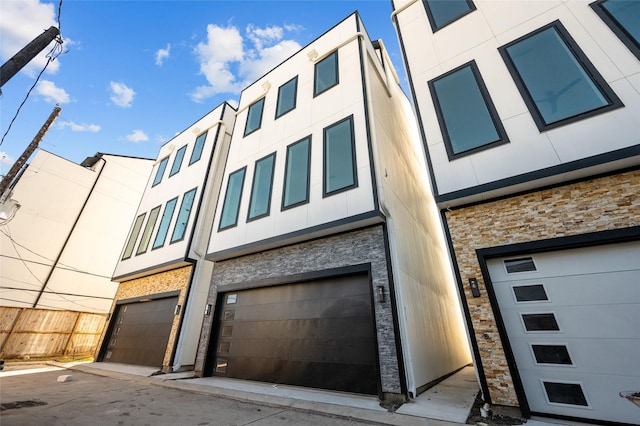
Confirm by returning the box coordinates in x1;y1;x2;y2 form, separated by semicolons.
101;103;235;371
392;0;639;423
194;12;471;405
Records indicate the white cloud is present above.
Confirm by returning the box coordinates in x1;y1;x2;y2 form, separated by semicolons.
0;0;61;76
126;130;149;143
109;81;135;108
155;43;171;66
190;23;301;102
36;80;70;104
58;121;100;132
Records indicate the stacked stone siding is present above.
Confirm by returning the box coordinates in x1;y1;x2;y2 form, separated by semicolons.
195;225;403;395
445;169;640;406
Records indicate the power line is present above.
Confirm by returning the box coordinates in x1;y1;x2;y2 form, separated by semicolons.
0;286;113;301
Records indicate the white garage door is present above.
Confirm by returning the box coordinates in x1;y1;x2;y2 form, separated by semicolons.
487;241;640;424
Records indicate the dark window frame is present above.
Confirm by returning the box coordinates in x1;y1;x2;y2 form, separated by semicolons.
152;197;178;250
170;187;198;244
151;157;169;187
247;152;277;222
423;0;476;32
323;115;358;197
282;136;312;211
590;0;640;60
243;97;265;137
189;131;208;165
135;205;161;255
314;51;339;97
169;145;187;177
429;60;509;160
275;76;298;119
121;213;146;260
499;20;623;132
218;167;247;231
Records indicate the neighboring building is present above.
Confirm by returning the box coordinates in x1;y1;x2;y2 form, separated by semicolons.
0;150;153;313
392;0;639;424
101;103;235;371
194;12;471;405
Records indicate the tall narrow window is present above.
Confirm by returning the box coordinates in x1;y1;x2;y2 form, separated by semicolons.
282;136;311;209
122;213;146;260
499;21;623;131
591;0;640;60
151;157;169;187
247;153;276;221
170;188;197;243
152;197;178;249
169;145;187;177
136;205;161;255
423;0;475;31
244;98;265;136
324;116;357;196
314;51;339;96
189;131;208;165
429;61;508;159
219;167;246;230
276;76;298;118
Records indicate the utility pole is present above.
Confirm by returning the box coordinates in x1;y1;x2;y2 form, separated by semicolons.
0;26;61;88
0;104;62;199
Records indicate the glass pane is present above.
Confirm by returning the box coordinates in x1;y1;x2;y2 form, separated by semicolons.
324;118;355;194
189;132;207;165
505;27;609;125
122;213;145;260
522;313;560;331
276;77;297;118
427;0;473;29
171;188;197;242
152;157;168;186
602;1;640;48
169;145;187;176
532;345;573;365
136;205;161;255
152;198;178;249
219;169;246;229
513;285;548;302
248;154;275;220
432;64;501;154
504;257;537;273
314;51;338;95
283;137;310;208
543;382;588;406
244;98;264;136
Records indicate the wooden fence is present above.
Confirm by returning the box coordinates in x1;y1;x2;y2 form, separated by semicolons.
0;307;108;360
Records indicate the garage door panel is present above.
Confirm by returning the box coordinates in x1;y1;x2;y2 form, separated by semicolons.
228;316;374;340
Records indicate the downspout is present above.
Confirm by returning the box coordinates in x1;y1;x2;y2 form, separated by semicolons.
33;156;106;308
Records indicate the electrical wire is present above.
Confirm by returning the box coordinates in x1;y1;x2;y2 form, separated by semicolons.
0;286;114;301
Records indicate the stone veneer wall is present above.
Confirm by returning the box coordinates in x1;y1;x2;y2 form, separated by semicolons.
195;225;403;395
99;266;193;368
444;169;640;406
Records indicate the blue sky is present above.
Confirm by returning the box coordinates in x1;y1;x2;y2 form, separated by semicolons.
0;0;407;176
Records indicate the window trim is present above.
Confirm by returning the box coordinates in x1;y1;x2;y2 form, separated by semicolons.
429;60;509;160
135;205;161;255
247;152;277;222
121;213;146;260
423;0;476;32
169;145;187;177
170;187;198;244
189;131;208;165
323;115;358;197
151;157;169;187
243;97;265;137
275;76;298;119
281;136;312;211
590;0;640;60
218;167;247;231
314;50;339;97
498;20;623;132
152;196;178;250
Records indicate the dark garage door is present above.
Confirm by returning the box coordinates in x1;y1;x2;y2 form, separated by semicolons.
103;296;177;367
209;274;379;395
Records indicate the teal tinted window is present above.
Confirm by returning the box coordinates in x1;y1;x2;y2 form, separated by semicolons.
189;132;207;165
152;157;169;186
136;205;161;255
152;197;178;249
424;0;475;31
324;116;356;195
244;98;265;136
171;188;197;243
500;22;622;130
282;137;310;209
169;145;187;177
248;153;276;220
276;76;298;118
430;62;508;158
592;0;640;60
219;168;246;230
122;213;145;260
314;51;338;96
